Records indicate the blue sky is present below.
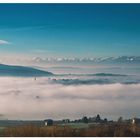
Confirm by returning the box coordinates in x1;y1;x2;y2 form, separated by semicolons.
0;4;140;58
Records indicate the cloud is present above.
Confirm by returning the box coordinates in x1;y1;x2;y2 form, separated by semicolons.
0;77;140;120
0;26;45;32
0;40;10;45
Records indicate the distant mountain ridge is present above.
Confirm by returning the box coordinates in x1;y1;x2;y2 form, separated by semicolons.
0;64;53;77
31;56;140;64
91;73;127;77
58;73;128;77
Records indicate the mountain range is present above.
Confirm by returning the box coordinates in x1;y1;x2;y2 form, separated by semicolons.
31;56;140;64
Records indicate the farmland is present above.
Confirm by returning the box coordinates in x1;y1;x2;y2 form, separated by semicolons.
0;121;140;137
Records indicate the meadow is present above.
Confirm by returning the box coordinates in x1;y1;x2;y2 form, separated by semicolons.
0;123;140;137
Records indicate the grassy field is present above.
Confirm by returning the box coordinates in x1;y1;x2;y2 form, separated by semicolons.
60;123;89;129
0;123;140;137
0;127;6;137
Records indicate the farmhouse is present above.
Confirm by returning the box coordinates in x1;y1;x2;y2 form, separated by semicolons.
44;119;53;126
132;118;140;125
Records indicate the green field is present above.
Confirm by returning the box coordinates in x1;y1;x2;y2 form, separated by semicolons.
60;122;98;129
0;127;6;136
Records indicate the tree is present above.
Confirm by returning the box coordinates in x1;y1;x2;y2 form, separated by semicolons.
96;114;101;122
118;117;123;123
82;116;88;123
104;118;108;123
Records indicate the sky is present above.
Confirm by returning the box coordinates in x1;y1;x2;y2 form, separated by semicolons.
0;4;140;59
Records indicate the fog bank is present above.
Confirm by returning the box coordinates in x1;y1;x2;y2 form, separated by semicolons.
0;77;140;120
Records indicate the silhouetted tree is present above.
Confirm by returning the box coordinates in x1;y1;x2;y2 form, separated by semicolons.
82;116;88;123
118;117;123;123
104;118;108;123
96;114;101;122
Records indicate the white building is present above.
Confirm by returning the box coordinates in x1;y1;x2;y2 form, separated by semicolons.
132;118;140;125
44;119;53;126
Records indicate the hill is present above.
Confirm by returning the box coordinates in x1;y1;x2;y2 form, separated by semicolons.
0;64;53;77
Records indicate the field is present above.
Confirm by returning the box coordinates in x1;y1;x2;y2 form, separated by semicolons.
0;123;140;137
60;123;90;129
0;127;5;137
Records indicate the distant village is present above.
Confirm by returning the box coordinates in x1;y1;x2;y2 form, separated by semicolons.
0;114;140;128
44;114;108;126
44;114;140;127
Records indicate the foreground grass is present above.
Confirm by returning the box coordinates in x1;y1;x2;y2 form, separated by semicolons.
3;123;140;137
0;127;5;137
4;125;79;137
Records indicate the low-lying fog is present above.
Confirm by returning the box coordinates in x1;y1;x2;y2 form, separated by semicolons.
0;76;140;120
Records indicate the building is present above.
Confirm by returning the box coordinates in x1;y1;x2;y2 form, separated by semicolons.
132;118;140;125
44;119;53;126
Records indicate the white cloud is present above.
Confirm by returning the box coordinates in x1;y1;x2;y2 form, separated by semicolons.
0;39;10;45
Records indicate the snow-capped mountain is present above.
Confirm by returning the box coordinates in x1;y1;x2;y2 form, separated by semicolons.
30;56;140;64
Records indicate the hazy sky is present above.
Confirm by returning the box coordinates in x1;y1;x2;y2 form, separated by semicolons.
0;4;140;58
